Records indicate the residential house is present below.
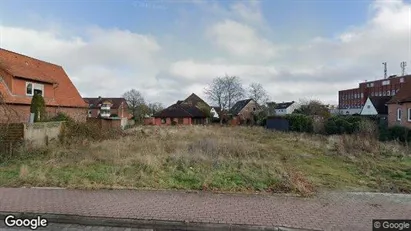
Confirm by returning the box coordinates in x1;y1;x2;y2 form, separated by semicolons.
0;48;87;123
151;93;209;125
387;82;411;129
360;96;391;117
229;99;258;125
153;103;208;125
83;97;132;119
274;101;296;116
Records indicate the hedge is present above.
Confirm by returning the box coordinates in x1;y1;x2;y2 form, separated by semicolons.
285;114;314;133
324;115;363;135
379;126;411;143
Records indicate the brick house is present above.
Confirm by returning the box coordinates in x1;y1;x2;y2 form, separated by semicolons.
387;82;411;129
0;48;87;123
83;97;132;119
229;99;259;125
150;93;209;125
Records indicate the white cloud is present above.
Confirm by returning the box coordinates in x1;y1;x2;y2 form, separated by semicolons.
207;20;277;59
1;0;411;107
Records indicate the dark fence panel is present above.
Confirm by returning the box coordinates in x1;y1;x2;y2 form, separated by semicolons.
266;117;289;131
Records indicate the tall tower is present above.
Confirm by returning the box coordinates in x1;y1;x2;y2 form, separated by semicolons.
401;61;407;76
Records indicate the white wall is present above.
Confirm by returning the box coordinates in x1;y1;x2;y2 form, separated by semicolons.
360;98;378;115
210;108;219;119
275;103;296;116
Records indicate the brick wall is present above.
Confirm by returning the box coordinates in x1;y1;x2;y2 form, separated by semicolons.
0;104;86;123
388;102;411;129
238;100;258;121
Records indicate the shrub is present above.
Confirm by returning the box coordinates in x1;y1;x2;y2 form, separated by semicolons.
386;126;411;144
285;114;313;133
59;120;125;145
47;113;72;122
325;116;363;135
30;94;46;122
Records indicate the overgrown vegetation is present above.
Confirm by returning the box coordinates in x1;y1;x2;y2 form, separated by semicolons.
1;126;410;195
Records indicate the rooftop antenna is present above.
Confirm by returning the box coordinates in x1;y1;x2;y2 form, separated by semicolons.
382;62;387;79
400;61;407;76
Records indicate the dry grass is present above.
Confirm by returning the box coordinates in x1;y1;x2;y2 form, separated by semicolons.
1;125;410;195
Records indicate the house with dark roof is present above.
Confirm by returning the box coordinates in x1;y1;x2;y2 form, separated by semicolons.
150;93;209;125
83;97;132;119
229;99;258;125
387;81;411;129
0;48;88;123
360;96;391;117
273;101;296;116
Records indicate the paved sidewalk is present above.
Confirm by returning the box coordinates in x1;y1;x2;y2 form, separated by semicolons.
0;188;410;231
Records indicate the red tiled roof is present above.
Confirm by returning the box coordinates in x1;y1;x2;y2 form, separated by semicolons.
0;48;87;108
84;97;128;109
387;81;411;104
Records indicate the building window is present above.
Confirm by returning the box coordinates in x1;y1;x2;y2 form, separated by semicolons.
400;78;405;83
88;110;92;117
408;108;411;122
397;108;402;121
161;118;166;124
387;90;390;96
361;93;364;98
367;105;371;109
26;83;33;95
383;91;386;96
392;90;396;96
26;82;44;96
378;92;382;96
382;80;390;86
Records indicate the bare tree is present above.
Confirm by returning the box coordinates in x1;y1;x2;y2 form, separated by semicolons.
204;75;244;123
147;102;164;116
248;82;270;105
224;76;244;110
123;89;146;122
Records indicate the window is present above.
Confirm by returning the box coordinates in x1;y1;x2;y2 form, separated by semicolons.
26;83;33;95
400;78;405;83
26;82;44;96
88;110;92;117
392;90;396;96
161;118;166;124
378;91;382;96
382;80;390;86
367;105;371;109
387;90;390;96
397;108;402;121
383;91;386;96
361;93;364;98
408;108;411;122
371;92;374;96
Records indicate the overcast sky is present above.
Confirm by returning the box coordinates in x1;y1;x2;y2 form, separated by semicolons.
1;0;411;106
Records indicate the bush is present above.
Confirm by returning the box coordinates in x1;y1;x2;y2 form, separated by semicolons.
324;116;363;135
385;126;411;143
285;114;313;133
47;113;72;122
30;94;46;122
59;120;125;145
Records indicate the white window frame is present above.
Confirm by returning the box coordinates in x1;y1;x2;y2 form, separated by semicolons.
408;108;411;122
397;108;402;121
400;78;405;83
382;80;390;86
26;82;44;97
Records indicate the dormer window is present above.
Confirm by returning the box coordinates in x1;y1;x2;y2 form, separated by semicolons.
26;82;44;97
26;83;33;96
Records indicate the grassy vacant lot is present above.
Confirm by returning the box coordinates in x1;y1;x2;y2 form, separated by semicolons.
1;125;410;195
